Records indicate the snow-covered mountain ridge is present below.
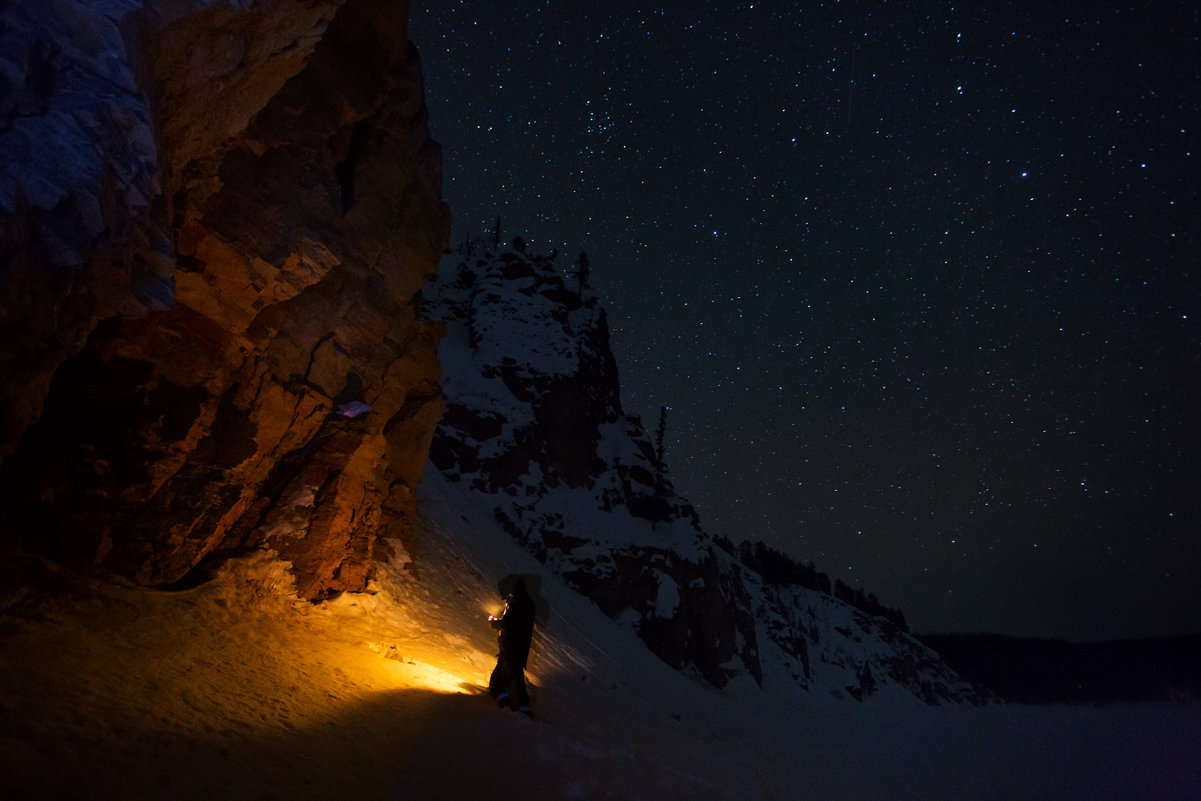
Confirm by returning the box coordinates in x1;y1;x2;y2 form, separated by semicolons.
426;244;986;704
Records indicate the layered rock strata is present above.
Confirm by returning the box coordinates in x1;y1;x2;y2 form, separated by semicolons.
0;0;449;598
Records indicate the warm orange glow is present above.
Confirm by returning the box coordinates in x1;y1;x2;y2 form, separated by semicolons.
382;658;478;694
361;640;490;696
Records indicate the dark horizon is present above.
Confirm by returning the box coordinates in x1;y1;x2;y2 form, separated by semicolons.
920;631;1201;703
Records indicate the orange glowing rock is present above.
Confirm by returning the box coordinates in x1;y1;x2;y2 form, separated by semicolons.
0;0;448;599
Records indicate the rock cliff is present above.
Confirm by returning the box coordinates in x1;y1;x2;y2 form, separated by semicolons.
427;245;986;702
0;0;449;598
428;245;763;688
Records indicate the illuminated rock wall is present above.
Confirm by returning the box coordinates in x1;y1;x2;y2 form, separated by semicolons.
0;0;449;597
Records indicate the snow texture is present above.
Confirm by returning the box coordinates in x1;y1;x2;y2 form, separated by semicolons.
0;468;1196;800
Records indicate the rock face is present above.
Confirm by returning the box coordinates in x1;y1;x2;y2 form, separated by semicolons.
429;246;762;688
0;0;168;465
427;245;988;703
0;0;449;598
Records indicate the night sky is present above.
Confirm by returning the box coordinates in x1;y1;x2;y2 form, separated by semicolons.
409;2;1201;641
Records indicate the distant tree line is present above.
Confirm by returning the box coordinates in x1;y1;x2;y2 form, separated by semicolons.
456;218;591;300
713;536;908;631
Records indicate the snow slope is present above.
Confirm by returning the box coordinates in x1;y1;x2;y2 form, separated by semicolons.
2;468;1198;800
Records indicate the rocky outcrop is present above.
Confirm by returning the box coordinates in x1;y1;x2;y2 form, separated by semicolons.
0;0;449;598
428;246;763;688
427;245;988;703
749;575;990;703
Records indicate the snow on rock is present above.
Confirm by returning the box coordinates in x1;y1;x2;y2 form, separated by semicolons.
336;400;374;418
653;572;682;619
745;571;985;704
425;245;985;703
427;246;762;689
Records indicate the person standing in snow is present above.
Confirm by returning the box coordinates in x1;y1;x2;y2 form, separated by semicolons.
488;576;536;715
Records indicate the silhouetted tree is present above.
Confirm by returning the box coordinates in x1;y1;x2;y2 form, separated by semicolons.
652;406;670;528
833;578;855;606
459;230;479;257
654;407;668;479
574;251;591;296
731;539;910;631
712;534;736;556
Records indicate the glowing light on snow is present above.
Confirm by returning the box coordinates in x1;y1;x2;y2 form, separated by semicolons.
382;657;476;694
363;641;486;695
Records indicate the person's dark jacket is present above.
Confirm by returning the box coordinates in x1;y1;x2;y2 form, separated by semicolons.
493;579;536;668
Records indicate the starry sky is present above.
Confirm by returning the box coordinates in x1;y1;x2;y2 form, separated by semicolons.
409;2;1201;641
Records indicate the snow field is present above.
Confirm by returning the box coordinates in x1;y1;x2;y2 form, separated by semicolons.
1;468;1198;799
